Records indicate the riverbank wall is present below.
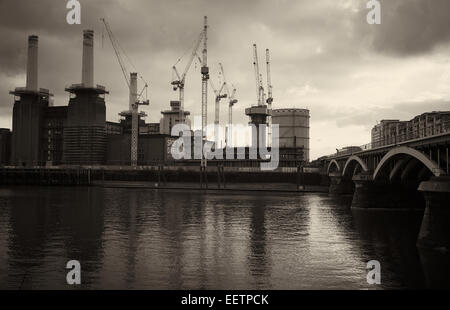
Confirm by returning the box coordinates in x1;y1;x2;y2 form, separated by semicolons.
0;166;330;191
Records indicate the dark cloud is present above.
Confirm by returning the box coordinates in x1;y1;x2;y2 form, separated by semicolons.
0;0;120;74
0;28;27;75
362;0;450;56
0;0;449;160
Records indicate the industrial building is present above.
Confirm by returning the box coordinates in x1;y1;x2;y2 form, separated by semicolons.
371;111;450;148
9;35;57;167
63;30;108;165
7;31;174;168
9;32;113;167
271;108;310;163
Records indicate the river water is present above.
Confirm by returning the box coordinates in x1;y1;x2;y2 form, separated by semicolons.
0;186;448;290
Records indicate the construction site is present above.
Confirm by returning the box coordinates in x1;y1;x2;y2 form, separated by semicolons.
0;17;314;188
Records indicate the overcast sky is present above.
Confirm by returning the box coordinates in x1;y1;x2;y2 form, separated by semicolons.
1;0;450;159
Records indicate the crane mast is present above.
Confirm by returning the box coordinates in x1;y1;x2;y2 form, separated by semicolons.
265;49;273;103
210;63;228;148
130;73;138;165
266;48;273;147
253;44;260;105
217;64;228;129
218;63;237;147
226;86;237;147
201;16;209;167
210;77;227;148
259;73;266;105
211;77;227;127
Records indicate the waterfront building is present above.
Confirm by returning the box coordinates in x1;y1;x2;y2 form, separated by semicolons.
371;112;450;148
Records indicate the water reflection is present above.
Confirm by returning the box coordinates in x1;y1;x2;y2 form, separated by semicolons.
0;187;449;289
418;248;450;289
4;187;105;289
351;208;426;289
247;196;270;288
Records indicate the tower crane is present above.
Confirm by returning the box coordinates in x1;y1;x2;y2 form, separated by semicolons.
266;48;273;146
253;44;265;106
101;18;149;167
209;65;227;148
171;30;205;129
246;44;270;151
172;17;208;169
218;63;238;147
225;85;237;147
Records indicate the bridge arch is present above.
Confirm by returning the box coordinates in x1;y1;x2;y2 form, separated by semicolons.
342;155;369;178
373;146;445;180
327;160;341;174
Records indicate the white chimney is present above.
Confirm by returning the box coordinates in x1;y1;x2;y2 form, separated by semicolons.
129;72;138;111
81;30;94;87
26;35;38;92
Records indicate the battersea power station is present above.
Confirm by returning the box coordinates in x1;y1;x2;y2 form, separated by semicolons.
1;30;310;168
6;31;182;167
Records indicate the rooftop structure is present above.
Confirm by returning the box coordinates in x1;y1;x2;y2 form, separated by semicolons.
160;100;191;135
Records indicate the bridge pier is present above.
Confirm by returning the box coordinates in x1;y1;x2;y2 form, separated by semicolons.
351;173;382;209
351;173;425;209
328;172;354;195
417;177;450;252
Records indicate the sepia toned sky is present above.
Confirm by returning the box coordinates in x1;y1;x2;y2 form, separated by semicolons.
1;0;450;159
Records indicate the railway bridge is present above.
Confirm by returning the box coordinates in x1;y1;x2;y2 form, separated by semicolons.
320;132;450;251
